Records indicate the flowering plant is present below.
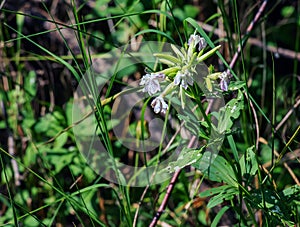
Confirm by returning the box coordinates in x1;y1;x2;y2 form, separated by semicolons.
139;32;230;114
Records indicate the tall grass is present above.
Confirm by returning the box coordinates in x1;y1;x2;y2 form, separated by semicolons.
0;0;299;226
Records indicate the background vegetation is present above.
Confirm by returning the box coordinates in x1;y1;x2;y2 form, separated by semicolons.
0;0;299;226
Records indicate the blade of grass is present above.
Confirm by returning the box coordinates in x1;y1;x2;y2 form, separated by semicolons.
211;206;230;227
0;154;19;227
217;0;235;55
3;23;81;82
134;29;175;43
0;147;107;226
271;54;276;168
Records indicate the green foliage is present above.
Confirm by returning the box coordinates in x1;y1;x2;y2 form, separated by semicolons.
212;89;244;134
0;0;299;226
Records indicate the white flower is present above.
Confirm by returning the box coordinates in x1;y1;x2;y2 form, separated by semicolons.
197;37;207;51
174;70;194;89
188;34;201;47
139;73;165;96
151;96;168;114
219;71;229;91
188;34;207;51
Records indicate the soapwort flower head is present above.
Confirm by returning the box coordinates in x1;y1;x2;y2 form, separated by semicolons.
174;70;194;90
139;31;222;115
219;71;229;91
188;34;207;51
140;73;165;96
151;96;168;114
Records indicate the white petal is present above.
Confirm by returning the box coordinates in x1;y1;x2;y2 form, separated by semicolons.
153;73;165;79
198;38;207;51
188;34;201;47
174;72;182;85
154;102;161;113
181;78;188;89
220;79;228;91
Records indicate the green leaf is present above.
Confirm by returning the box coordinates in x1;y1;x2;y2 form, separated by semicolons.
24;70;37;97
183;5;200;19
245;187;300;224
115;59;137;80
23;143;37;167
154;53;181;65
200;185;238;209
34;112;65;138
45;148;75;174
211;206;230;227
23;215;40;227
199;184;232;197
194;154;238;186
239;145;258;178
53;131;69;148
282;185;300;199
207;187;238;209
228;81;246;91
212;89;244;133
134;29;175;43
197;45;221;62
165;147;205;173
159;1;167;32
281;6;295;18
139;42;159;69
171;44;184;59
177;112;209;139
173;5;199;21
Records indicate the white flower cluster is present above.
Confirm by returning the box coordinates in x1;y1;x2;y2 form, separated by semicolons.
139;72;168;114
151;96;168;114
174;70;194;90
139;73;165;96
139;32;225;114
